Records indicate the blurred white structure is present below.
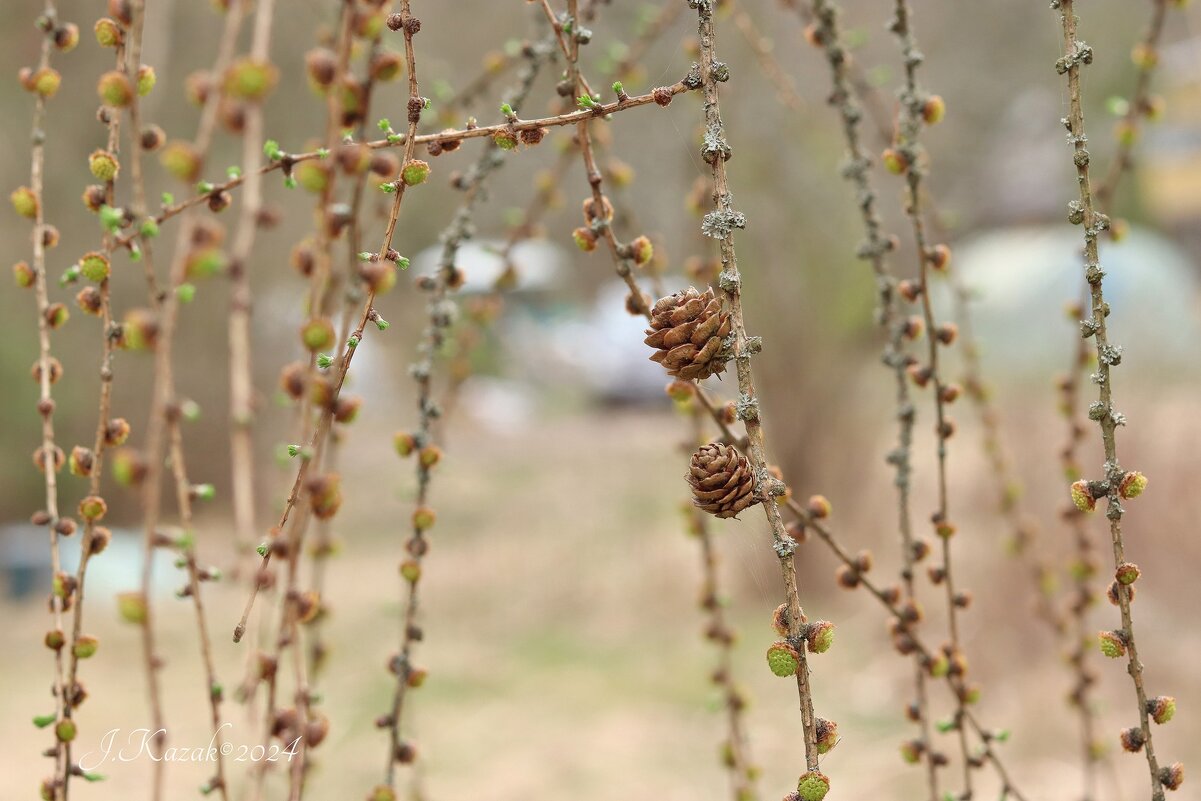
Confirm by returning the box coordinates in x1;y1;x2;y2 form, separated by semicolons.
949;225;1200;377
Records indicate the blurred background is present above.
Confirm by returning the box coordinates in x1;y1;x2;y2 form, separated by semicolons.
2;0;1200;798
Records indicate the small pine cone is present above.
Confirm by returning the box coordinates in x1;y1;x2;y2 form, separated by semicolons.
687;443;757;519
644;287;731;380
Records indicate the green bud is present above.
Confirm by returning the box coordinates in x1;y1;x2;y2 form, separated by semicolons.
79;252;111;283
766;641;800;677
55;719;78;742
797;771;830;801
89;150;120;182
73;635;100;659
401;159;430;186
117;591;148;624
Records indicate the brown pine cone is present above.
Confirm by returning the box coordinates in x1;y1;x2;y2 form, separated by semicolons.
688;442;757;519
644;287;731;380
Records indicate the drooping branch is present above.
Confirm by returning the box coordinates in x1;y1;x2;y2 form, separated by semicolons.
19;3;74;797
1051;1;1180;798
688;0;825;789
133;1;245;796
886;1;977;793
61;13;130;798
798;0;938;795
381;32;553;793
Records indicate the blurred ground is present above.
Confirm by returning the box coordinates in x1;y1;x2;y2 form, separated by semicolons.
3;395;1200;798
3;0;1201;799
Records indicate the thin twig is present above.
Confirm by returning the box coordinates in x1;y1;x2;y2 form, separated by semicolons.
1057;288;1102;801
383;32;552;791
1094;0;1170;212
23;3;68;796
780;496;1032;801
227;0;276;566
1055;4;1173;798
886;2;975;792
729;0;803;113
136;3;246;799
683;395;759;801
113;82;689;253
688;0;823;780
61;21;128;799
1052;2;1176;798
800;1;937;794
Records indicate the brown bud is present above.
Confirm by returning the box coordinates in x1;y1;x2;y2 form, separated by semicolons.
394;740;417;764
218;99;247;133
519;127;547;146
807;494;831;519
369;51;403;82
834;564;860;590
34;444;65;474
927;244;951;271
907;363;933;388
899;599;924;623
32;357;63;384
334;395;362;424
105;418;131;446
141;124;166;151
583;195;614;224
1115;562;1141;586
1147;695;1176;725
280;362;307;400
82;184;108;212
185;70;213;106
305;48;337;88
897;279;921;302
1119;726;1146;753
207;190;232;213
90;527;112;555
271;708;298;739
853;550;873;573
911;538;931;562
1160;762;1184;791
771;603;790;636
